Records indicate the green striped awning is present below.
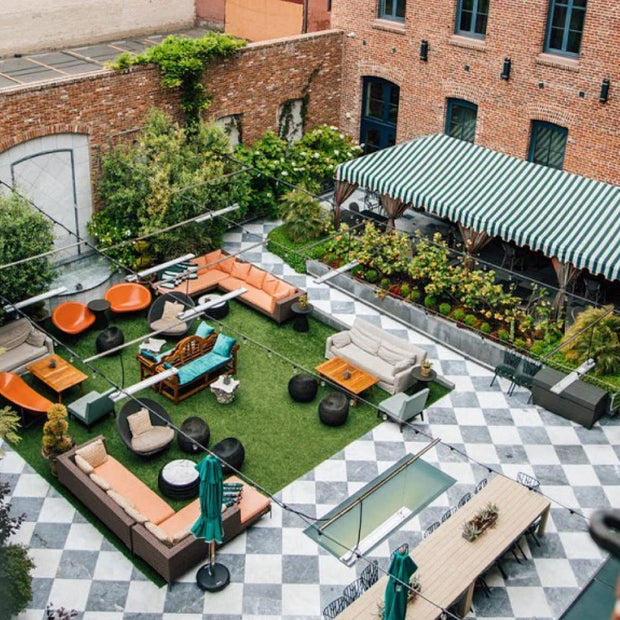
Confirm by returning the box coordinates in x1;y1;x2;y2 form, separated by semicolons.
335;134;620;281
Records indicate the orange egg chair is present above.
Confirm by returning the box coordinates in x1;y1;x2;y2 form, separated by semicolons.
52;302;96;335
104;283;152;314
0;372;53;414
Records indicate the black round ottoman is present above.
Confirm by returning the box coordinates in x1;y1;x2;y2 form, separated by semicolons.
319;392;349;426
212;437;245;476
288;374;319;403
178;416;210;454
96;327;124;354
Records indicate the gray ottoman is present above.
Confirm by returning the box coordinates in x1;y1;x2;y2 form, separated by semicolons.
319;392;349;426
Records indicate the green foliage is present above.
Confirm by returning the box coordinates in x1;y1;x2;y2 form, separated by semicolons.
0;406;21;458
513;338;526;349
497;328;509;342
529;340;546;356
453;308;466;322
480;321;492;334
278;189;326;243
0;192;55;320
464;314;477;327
561;305;620;375
266;224;329;274
111;34;246;131
409;289;421;302
400;283;410;298
424;294;437;309
439;302;451;316
380;277;391;290
365;269;378;283
235;126;361;217
90;110;247;269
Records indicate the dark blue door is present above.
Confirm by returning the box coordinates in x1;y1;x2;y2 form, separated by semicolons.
360;77;399;154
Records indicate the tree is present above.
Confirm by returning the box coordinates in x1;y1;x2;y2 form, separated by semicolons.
0;192;55;321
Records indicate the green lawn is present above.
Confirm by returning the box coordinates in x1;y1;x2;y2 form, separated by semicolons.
7;300;450;580
266;224;329;273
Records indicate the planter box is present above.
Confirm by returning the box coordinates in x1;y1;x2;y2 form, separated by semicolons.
307;259;508;371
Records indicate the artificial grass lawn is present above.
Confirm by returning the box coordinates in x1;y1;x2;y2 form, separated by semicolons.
9;300;450;580
266;223;329;273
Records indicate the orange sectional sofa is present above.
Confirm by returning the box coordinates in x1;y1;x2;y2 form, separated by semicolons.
153;249;303;324
57;436;271;582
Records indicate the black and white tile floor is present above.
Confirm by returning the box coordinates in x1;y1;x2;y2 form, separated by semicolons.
4;220;618;619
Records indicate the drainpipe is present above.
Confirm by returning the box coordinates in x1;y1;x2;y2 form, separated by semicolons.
302;0;309;33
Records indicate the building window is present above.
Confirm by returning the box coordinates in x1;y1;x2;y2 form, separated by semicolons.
379;0;406;22
445;99;478;143
455;0;489;38
545;0;587;56
360;77;399;153
529;121;568;170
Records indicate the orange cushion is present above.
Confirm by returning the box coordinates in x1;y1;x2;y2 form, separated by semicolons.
218;256;236;274
158;498;201;539
226;476;270;525
262;274;279;296
219;276;247;292
231;261;251;280
246;266;266;289
241;288;274;312
202;250;222;268
275;280;295;297
0;373;53;414
95;457;174;525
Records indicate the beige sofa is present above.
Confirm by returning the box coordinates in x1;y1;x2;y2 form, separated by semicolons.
325;318;427;394
0;318;54;374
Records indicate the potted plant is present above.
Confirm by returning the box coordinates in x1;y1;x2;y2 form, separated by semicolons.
462;502;499;542
407;574;422;601
41;404;73;476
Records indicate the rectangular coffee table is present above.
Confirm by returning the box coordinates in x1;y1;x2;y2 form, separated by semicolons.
315;356;379;407
27;355;88;403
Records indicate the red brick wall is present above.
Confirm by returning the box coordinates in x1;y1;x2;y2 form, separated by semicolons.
0;30;343;184
307;0;332;33
332;0;620;185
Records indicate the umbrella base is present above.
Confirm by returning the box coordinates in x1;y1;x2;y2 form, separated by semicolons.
196;563;230;592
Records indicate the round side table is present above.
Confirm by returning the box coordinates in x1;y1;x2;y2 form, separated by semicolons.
197;294;230;320
88;298;111;329
411;365;437;387
291;302;313;333
158;459;200;500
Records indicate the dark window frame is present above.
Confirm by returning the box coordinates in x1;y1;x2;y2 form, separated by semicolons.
445;98;478;143
528;121;569;170
360;76;400;153
544;0;587;57
378;0;406;22
455;0;489;39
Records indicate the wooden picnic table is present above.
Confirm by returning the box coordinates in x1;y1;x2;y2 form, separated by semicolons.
339;475;550;619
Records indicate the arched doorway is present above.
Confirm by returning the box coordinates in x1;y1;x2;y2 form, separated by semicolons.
360;77;400;154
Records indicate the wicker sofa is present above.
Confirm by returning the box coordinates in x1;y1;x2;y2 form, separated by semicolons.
57;436;271;582
325;317;427;394
153;249;303;324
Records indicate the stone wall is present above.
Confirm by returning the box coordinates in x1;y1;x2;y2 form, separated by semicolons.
332;0;620;185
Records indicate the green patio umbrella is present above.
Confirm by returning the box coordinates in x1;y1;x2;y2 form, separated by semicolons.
383;545;418;620
192;454;230;592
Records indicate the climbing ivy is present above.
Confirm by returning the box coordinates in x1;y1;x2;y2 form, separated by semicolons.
111;34;246;133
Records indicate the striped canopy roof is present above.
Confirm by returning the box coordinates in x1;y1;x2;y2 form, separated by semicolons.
335;134;620;281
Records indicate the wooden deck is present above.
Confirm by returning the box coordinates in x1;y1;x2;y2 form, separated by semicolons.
339;475;550;619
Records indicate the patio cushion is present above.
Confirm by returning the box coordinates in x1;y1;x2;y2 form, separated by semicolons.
201;250;222;266
131;426;175;454
231;261;251;280
176;352;230;384
107;489;135;511
74;454;93;474
261;274;279;296
213;334;236;357
195;321;215;338
246;265;266;289
217;256;236;274
219;276;247;292
125;506;148;524
337;344;394;384
150;317;186;335
26;330;46;347
0;344;47;373
97;456;174;525
331;331;351;348
0;318;31;350
127;408;153;437
226;476;270;524
393;358;415;374
145;521;173;545
241;288;274;313
76;439;108;468
378;341;417;366
89;473;111;491
158;498;201;539
350;328;380;355
274;280;295;298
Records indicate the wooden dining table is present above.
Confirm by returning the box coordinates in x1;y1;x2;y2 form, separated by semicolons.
339;475;551;619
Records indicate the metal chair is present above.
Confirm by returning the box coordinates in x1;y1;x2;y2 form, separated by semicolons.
517;472;541;492
458;492;471;508
424;521;440;538
441;506;457;522
474;478;488;494
342;577;365;604
501;242;526;271
359;560;378;591
490;350;521;387
508;360;541;400
323;596;349;620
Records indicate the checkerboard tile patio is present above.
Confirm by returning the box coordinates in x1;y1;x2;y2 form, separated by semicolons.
4;220;618;619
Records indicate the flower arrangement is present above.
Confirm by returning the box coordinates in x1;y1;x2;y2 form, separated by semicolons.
420;360;433;378
462;502;499;542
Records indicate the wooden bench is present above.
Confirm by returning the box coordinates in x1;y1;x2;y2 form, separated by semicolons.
155;334;239;404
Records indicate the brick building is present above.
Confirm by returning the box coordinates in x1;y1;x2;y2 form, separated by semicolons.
331;0;620;185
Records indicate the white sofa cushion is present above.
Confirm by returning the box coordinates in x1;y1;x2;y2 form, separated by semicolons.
349;328;379;355
331;331;351;348
337;344;394;384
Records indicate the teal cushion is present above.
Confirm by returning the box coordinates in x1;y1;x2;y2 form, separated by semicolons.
213;333;236;357
177;352;230;385
195;321;215;339
140;348;172;363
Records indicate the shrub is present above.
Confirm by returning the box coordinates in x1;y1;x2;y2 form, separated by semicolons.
0;406;21;458
42;404;72;457
480;322;492;334
409;290;421;303
278;189;325;243
365;269;378;283
424;295;437;309
379;277;391;290
497;328;509;341
400;283;411;298
513;338;526;349
529;340;547;356
464;314;477;327
439;303;451;316
0;192;55;322
453;308;466;322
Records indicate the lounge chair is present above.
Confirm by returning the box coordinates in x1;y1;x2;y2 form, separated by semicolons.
52;301;95;335
105;283;152;313
0;372;53;414
67;388;115;429
117;397;174;457
147;292;194;337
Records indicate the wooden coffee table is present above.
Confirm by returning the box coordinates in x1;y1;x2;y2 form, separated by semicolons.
315;356;379;407
26;355;88;403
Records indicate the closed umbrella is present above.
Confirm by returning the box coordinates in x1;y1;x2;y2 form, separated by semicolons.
192;454;230;592
383;545;418;620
